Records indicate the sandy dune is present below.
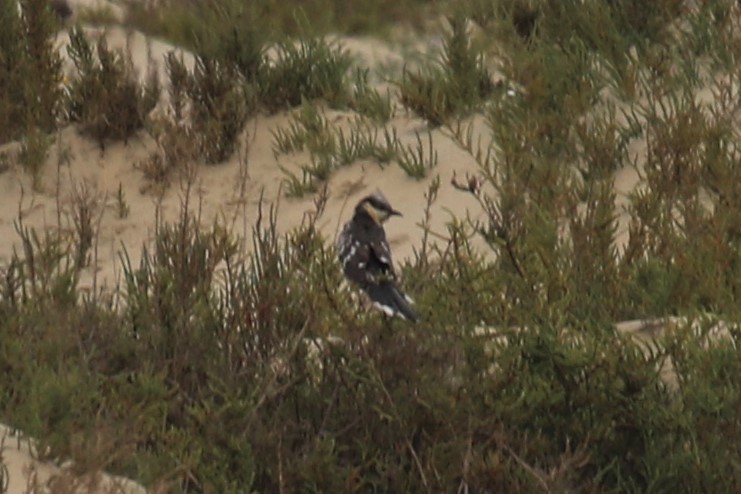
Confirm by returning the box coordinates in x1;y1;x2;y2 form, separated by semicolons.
1;423;145;494
0;22;496;295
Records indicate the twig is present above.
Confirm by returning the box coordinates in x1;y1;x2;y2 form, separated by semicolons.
501;443;550;493
246;317;311;429
406;438;431;493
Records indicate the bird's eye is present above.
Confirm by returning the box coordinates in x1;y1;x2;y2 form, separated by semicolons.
370;199;387;212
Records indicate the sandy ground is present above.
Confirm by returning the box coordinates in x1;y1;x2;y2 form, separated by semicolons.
0;22;496;295
0;1;736;491
0;423;146;494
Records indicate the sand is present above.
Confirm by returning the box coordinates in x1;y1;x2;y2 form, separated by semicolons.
0;423;146;494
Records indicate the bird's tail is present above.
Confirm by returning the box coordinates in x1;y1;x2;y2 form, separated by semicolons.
365;280;419;322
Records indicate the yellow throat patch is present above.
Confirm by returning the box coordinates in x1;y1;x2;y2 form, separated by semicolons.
363;202;384;225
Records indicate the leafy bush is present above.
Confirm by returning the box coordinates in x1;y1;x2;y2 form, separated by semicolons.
398;15;494;126
261;36;353;112
124;0;441;40
0;182;739;492
64;26;160;148
186;56;255;164
0;0;64;144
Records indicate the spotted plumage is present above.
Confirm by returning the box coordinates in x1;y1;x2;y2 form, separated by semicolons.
337;191;418;322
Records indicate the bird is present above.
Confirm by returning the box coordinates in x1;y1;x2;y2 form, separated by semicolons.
336;191;418;322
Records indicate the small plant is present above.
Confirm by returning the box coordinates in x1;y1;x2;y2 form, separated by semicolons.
372;125;401;163
65;26;160;148
137;116;198;189
261;35;353;112
17;126;52;190
271;100;333;156
69;181;104;268
274;106;406;194
396;129;438;179
300;155;335;182
281;166;317;198
574;101;631;182
115;182;130;219
137;50;254;189
0;0;63;144
0;448;7;494
187;55;255;163
398;15;493;126
164;51;189;122
332;125;371;166
349;68;395;123
398;67;453;127
274;102;427;193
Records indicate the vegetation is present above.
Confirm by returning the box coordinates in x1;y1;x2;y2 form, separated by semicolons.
1;0;740;492
65;26;160;148
398;15;495;126
0;0;64;143
272;100;437;195
123;0;442;40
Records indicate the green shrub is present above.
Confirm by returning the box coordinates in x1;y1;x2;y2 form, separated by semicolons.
398;15;493;126
261;36;353;112
187;56;255;163
0;0;63;144
65;26;160;148
124;0;441;40
138;51;255;185
17;126;52;189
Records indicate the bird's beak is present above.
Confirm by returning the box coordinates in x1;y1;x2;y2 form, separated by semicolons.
390;209;402;217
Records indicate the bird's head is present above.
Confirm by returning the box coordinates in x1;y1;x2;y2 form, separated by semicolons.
355;191;402;225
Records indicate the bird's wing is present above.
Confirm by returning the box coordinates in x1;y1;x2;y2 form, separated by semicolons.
341;241;372;285
341;238;394;287
368;236;395;278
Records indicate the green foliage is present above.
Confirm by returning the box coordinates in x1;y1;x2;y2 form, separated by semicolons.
65;26;160;148
398;15;494;126
261;36;353;112
274;101;439;193
137;51;256;188
69;181;104;269
0;191;738;491
349;68;395;123
271;100;334;156
127;0;354;115
124;0;441;40
75;4;119;26
115;182;130;219
187;56;254;164
0;0;64;144
396;129;438;179
17;127;52;189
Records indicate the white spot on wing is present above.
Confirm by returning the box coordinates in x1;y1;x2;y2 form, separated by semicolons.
342;241;359;268
376;240;392;265
372;302;396;317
